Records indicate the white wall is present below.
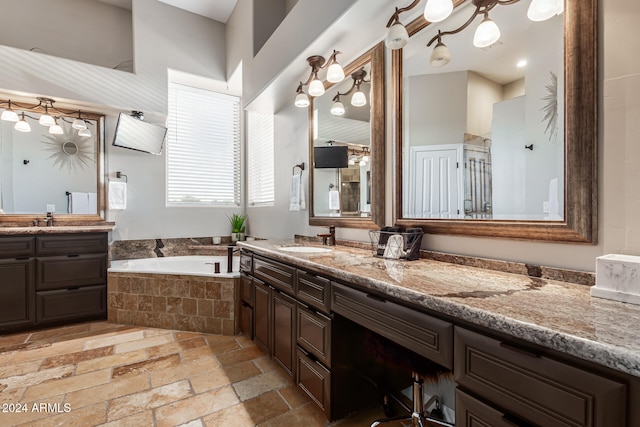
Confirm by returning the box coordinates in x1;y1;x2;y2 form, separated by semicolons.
466;72;503;137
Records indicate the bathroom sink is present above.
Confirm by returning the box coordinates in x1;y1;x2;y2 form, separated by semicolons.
278;246;333;254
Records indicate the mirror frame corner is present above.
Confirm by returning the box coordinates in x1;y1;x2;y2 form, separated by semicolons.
309;41;386;230
393;0;597;243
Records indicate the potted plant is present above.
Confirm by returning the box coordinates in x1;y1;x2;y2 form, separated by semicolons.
228;213;246;242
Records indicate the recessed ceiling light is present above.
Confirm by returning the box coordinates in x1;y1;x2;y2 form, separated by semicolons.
517;59;528;68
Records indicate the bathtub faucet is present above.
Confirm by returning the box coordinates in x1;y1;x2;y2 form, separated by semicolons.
227;246;240;273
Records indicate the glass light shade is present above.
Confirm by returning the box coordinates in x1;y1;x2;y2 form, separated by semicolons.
39;113;55;126
72;118;87;130
308;78;325;97
49;123;64;135
1;109;19;122
385;23;409;50
351;90;367;107
430;41;451;67
326;63;345;83
527;0;563;22
294;92;310;108
362;155;370;162
473;16;501;48
78;127;92;137
348;158;355;166
14;118;31;133
330;100;345;116
359;159;366;167
423;0;454;23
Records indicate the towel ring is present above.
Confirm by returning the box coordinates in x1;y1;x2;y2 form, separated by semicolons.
116;171;128;183
292;163;305;175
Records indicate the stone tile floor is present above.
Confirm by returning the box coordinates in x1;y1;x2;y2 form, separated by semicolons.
0;322;395;427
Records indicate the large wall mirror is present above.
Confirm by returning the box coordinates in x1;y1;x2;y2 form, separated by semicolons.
0;97;106;225
393;0;596;243
309;42;385;229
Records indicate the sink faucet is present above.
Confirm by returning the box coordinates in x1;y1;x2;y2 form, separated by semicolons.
46;211;54;227
317;226;336;246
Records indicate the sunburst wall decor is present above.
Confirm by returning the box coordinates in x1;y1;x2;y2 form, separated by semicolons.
541;71;559;143
42;122;95;173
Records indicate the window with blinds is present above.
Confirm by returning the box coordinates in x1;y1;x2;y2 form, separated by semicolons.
167;83;241;206
247;111;275;206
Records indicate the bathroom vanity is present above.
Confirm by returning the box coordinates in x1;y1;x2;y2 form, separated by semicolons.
0;228;112;332
238;239;640;426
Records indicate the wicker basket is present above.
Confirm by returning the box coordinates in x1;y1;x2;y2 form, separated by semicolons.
369;230;423;261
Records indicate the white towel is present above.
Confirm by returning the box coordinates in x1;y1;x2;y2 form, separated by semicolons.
383;234;406;259
70;192;90;214
87;192;97;214
548;178;559;218
109;181;127;210
289;174;306;211
328;190;340;210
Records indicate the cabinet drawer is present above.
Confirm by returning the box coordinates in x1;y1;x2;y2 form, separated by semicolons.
296;270;330;313
456;389;517;427
296;346;331;418
36;285;106;324
0;236;35;258
37;254;107;291
297;304;331;367
454;327;626;427
331;283;453;369
240;253;253;274
254;256;295;293
36;233;108;256
240;273;253;305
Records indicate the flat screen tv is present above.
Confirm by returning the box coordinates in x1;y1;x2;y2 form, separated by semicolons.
314;146;348;168
112;113;167;155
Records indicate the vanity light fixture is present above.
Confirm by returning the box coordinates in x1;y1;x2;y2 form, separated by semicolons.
0;97;93;136
386;0;562;67
294;50;345;108
330;68;369;116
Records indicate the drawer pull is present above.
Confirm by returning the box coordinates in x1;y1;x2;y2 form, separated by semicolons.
241;301;252;308
67;254;80;258
14;256;29;260
499;341;541;359
501;414;533;427
67;286;80;291
366;293;386;303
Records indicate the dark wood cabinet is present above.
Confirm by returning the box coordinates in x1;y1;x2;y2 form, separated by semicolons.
0;258;36;330
273;291;296;375
456;389;520;427
253;279;272;354
0;233;108;332
455;327;627;427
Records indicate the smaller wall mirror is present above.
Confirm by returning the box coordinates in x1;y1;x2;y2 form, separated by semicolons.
309;42;385;229
0;97;105;225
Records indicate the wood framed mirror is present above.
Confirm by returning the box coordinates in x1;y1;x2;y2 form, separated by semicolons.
0;97;106;226
309;42;385;229
393;0;596;243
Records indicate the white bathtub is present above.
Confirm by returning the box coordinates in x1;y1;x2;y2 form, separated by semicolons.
108;256;240;278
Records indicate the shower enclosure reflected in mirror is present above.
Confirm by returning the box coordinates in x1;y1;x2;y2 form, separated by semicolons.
394;0;597;243
309;42;385;229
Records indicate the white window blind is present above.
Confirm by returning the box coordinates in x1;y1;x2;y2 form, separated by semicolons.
247;111;275;206
167;83;240;206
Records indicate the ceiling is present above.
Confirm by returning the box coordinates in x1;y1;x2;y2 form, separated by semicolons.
96;0;238;23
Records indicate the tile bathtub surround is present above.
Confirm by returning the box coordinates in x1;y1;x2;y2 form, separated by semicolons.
110;237;233;261
107;273;238;335
0;322;385;427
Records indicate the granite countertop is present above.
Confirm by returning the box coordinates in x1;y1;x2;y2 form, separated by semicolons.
0;224;115;235
238;239;640;377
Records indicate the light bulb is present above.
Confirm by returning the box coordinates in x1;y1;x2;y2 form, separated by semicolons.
385;22;409;50
14;116;31;132
294;92;310;108
72;118;87;130
39;113;55;127
423;0;453;23
362;154;370;162
1;108;19;122
351;90;366;107
527;0;563;22
326;63;345;83
49;122;64;135
331;100;345;116
473;16;501;48
359;159;366;167
78;127;92;137
308;78;325;97
430;41;451;67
